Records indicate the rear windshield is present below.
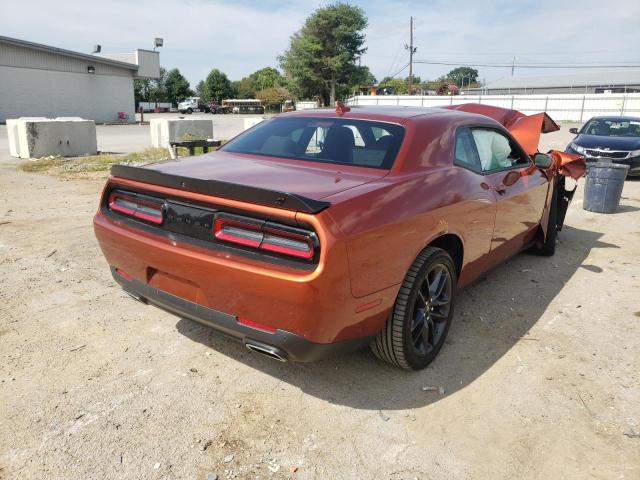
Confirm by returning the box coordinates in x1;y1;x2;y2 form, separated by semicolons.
222;117;405;169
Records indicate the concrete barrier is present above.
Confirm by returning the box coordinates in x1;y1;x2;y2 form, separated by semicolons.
150;118;214;147
243;117;266;131
7;118;97;158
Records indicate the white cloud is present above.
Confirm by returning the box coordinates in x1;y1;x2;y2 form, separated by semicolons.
2;0;639;87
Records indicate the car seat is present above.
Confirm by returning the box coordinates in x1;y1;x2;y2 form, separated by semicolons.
321;126;355;163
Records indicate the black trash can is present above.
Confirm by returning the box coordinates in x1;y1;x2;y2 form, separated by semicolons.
583;162;629;213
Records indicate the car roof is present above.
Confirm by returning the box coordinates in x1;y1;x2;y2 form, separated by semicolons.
279;106;503;131
283;106;445;123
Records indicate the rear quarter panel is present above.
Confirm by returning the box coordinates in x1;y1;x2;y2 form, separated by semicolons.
326;116;497;298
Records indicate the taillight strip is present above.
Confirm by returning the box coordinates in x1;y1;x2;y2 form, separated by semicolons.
108;191;164;225
214;214;317;260
260;228;314;259
214;218;263;248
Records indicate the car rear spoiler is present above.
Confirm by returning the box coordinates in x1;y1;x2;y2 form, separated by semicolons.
110;164;331;214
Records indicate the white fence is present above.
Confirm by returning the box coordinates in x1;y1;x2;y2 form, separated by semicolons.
296;101;320;111
344;93;640;122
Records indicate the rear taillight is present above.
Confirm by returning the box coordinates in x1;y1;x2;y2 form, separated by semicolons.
214;217;263;248
214;214;317;260
108;190;164;225
260;226;315;259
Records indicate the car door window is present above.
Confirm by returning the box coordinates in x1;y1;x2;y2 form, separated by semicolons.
454;129;482;171
304;126;328;154
344;125;366;146
471;129;528;172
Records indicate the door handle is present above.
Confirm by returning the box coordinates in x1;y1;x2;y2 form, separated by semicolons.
494;184;507;195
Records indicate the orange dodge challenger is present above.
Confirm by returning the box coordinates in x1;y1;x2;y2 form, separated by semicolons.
94;103;585;370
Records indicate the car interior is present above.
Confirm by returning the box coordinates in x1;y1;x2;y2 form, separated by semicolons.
455;128;527;173
584;119;640;137
224;118;404;169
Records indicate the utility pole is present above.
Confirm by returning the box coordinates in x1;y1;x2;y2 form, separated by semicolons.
511;56;516;77
405;17;417;95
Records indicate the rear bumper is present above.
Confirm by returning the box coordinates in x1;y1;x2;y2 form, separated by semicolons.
94;208;390;344
112;267;373;362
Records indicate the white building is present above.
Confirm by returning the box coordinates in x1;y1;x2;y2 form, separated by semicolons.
0;35;160;123
469;71;640;95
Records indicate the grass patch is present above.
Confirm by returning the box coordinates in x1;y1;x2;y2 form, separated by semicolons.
19;148;171;177
19;156;67;173
19;143;225;179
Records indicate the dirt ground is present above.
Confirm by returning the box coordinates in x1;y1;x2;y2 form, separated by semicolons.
0;123;639;480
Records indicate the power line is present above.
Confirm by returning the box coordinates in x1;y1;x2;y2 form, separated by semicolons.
386;43;404;78
407;51;639;58
413;60;640;69
388;62;409;79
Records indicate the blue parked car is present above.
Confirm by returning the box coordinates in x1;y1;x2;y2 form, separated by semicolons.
566;116;640;177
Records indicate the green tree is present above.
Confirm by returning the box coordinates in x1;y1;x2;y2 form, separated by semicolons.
338;65;377;97
195;80;206;99
149;67;168;104
379;77;408;95
234;77;257;99
352;65;376;86
280;2;368;105
134;78;152;104
164;68;192;105
405;75;421;85
446;67;479;87
421;79;443;92
231;68;285;100
249;67;283;91
202;69;233;102
256;86;291;111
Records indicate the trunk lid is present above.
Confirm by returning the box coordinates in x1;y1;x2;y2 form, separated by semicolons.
145;151;388;200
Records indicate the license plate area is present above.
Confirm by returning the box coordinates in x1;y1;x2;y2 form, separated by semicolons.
147;268;206;306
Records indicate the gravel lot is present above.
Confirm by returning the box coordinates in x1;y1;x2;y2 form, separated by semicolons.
0;120;639;479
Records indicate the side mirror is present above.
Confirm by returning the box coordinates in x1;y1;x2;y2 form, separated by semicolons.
533;152;553;169
569;127;579;134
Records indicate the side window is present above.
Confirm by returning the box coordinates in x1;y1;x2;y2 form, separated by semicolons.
371;127;389;141
304;127;328;154
471;129;527;172
344;125;365;147
454;129;481;171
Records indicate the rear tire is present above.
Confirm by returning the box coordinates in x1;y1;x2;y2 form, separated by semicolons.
371;247;457;370
187;107;193;114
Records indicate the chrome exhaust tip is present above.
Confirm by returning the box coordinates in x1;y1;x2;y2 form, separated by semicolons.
245;341;287;362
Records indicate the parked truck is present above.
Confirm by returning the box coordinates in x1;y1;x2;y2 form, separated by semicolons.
178;97;210;114
208;101;230;114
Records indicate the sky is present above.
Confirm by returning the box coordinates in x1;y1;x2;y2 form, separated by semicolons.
2;0;639;88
